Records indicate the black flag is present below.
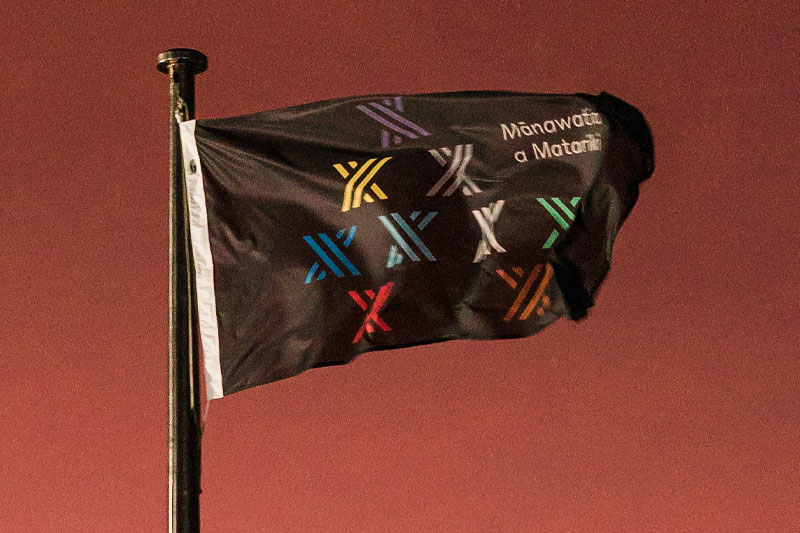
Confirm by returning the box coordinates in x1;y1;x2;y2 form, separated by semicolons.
178;91;654;398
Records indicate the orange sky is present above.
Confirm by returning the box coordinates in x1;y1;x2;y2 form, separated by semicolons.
1;1;798;531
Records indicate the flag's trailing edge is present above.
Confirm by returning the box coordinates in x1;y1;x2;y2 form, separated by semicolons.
178;91;654;399
178;119;223;400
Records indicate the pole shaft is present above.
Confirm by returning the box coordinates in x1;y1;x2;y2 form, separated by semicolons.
158;48;207;533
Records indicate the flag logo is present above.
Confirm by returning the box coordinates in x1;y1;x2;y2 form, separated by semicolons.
538;197;581;248
304;226;360;284
427;144;482;196
379;211;437;267
496;264;554;321
472;200;507;263
356;97;431;148
334;157;392;212
348;282;395;343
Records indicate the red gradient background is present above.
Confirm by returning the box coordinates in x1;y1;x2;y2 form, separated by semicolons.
2;2;798;531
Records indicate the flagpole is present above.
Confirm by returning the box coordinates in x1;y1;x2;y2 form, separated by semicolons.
157;48;208;533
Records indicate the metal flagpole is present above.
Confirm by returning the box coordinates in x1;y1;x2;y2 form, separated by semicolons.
157;48;208;533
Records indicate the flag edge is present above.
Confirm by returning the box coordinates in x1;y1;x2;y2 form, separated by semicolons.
178;119;224;400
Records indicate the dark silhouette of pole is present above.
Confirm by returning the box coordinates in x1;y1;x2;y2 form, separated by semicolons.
156;48;207;533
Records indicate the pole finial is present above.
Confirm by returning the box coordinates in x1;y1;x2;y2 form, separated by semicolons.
157;48;208;74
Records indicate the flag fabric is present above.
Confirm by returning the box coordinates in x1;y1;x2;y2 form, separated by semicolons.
178;91;654;399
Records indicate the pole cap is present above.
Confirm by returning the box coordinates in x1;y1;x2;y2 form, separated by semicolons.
157;48;208;74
